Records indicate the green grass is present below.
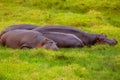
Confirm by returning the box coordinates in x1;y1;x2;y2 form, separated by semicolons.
0;0;120;80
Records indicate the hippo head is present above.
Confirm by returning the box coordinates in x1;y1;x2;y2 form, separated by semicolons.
95;34;118;46
37;38;59;50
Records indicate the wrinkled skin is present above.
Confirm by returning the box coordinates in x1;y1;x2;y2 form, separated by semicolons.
33;25;118;46
42;32;84;48
0;30;58;50
0;24;39;37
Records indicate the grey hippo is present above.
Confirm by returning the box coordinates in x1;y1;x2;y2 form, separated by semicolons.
0;30;58;50
0;24;40;37
40;32;84;48
0;24;118;47
33;25;118;47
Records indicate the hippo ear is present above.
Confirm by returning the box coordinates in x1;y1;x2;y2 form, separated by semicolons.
101;33;107;37
104;34;107;37
101;33;104;35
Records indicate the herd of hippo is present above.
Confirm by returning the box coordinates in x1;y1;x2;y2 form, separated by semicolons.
0;24;118;50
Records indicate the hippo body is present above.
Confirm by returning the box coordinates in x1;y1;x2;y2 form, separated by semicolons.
0;30;58;50
1;24;117;47
42;32;84;48
0;24;39;37
33;26;117;46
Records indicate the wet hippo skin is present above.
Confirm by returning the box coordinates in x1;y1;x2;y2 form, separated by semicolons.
0;30;58;50
41;32;84;48
34;25;118;46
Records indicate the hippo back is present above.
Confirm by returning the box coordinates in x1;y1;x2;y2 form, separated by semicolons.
0;30;58;50
42;32;84;47
33;26;95;46
0;24;40;37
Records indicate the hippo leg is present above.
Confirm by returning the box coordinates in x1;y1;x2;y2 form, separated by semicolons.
21;46;31;49
20;44;32;49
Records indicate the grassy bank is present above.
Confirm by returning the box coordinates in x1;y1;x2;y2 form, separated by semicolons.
0;0;120;80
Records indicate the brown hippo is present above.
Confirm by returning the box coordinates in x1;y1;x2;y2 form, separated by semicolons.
0;30;58;50
41;32;84;48
33;25;118;46
0;24;39;37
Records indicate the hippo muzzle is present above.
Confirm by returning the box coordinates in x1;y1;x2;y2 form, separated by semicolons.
106;39;118;45
43;43;59;50
42;39;59;50
95;34;118;46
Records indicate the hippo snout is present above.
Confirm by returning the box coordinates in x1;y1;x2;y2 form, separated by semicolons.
47;46;59;50
51;44;59;50
109;39;118;45
43;43;59;50
48;43;59;50
113;39;118;45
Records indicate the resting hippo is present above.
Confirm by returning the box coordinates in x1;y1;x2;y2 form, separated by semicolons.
33;25;118;46
41;32;84;48
0;24;39;37
0;30;58;50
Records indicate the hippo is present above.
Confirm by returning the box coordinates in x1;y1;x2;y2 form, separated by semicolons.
41;32;84;48
33;25;118;46
0;30;58;50
0;24;39;37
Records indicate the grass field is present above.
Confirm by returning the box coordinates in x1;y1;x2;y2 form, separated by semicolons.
0;0;120;80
